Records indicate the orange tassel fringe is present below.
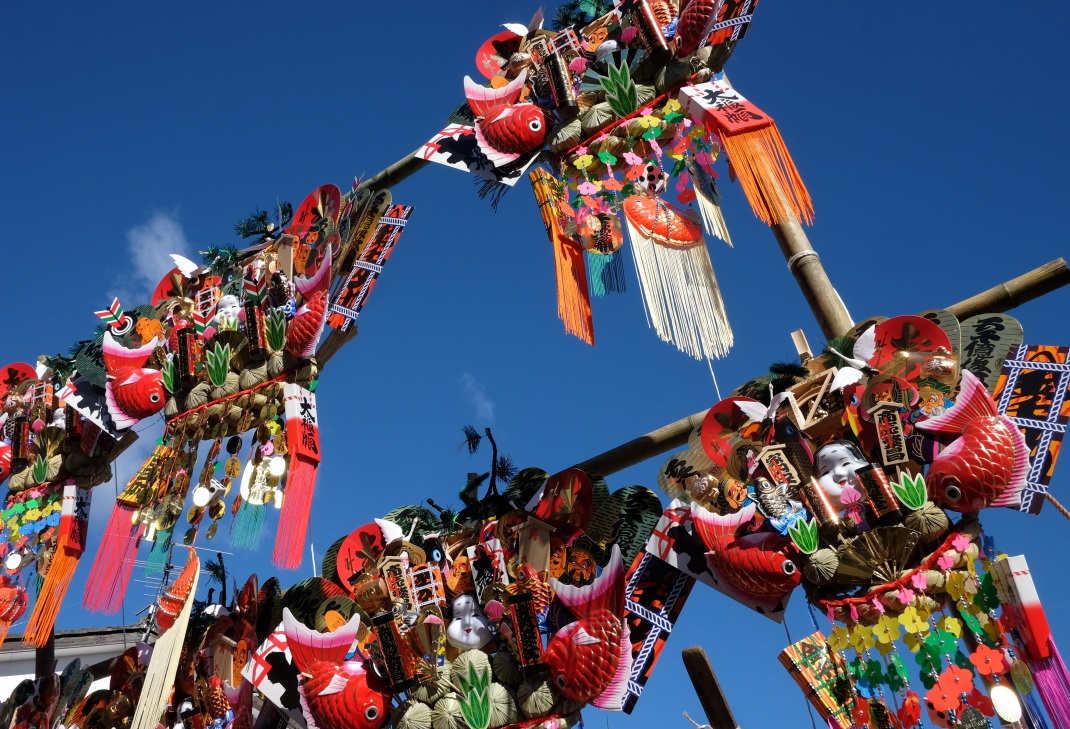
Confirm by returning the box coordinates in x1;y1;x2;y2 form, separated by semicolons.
721;124;813;227
24;546;79;647
529;168;595;345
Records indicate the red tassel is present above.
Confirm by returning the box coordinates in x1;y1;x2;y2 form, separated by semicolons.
274;384;322;570
272;456;316;570
82;503;144;613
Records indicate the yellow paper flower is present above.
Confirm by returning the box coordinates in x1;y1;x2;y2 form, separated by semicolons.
873;614;902;644
945;572;967;601
637;115;660;130
850;625;875;652
902;631;923;653
874;638;894;656
899;606;927;633
828;625;850;653
662;98;682;115
573;154;594;170
939;615;962;638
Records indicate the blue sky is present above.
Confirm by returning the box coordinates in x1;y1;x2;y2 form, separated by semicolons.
2;2;1069;727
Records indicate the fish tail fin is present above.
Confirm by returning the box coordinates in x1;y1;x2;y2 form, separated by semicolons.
282;607;361;672
991;416;1032;509
102;331;159;374
295;244;332;297
917;369;997;434
590;621;632;711
690;502;756;551
463;70;527;117
551;544;625;614
104;381;138;430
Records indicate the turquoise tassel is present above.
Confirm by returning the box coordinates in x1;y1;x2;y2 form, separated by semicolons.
586;250;627;298
231;499;266;551
144;527;172;577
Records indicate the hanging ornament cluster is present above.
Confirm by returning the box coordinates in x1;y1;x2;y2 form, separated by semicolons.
425;1;816;359
0;181;413;640
646;308;1070;728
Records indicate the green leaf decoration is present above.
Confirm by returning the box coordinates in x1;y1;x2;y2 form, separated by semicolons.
953;649;974;670
664;110;684;123
892;472;928;510
596;60;639;118
31;456;48;484
973;572;1000;612
597;150;617;166
788;517;820;554
864;659;885;687
206;343;232;388
457;658;491;729
886;655;907;691
265;309;287;352
161;358;175;394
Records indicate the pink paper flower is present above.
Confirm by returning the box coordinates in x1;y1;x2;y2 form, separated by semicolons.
896;587;916;605
623;151;644;166
911;571;929;591
871;596;886;614
937;553;956;571
952;533;971;553
577;180;600;195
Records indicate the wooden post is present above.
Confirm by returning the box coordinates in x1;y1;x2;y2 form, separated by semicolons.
682;646;741;729
34;628;55;680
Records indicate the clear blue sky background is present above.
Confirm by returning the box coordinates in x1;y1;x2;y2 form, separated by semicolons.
2;2;1069;727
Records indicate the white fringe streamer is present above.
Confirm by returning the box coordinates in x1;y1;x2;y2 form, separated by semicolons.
626;220;733;360
694;189;733;247
131;557;200;729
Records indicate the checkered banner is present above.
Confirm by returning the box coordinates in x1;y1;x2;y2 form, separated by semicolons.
994;345;1070;514
621;551;695;714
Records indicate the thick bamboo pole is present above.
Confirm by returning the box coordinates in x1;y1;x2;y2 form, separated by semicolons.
770;216;853;339
947;258;1070;321
574;258;1070;477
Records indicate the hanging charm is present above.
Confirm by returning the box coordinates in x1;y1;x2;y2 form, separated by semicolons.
622;197;733;360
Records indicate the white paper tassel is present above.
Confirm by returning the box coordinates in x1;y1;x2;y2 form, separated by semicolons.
625;220;733;360
694;190;733;247
687;156;733;247
130;564;200;729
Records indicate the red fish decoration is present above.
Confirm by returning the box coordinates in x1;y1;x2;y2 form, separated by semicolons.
690;502;802;616
283;608;391;729
286;244;333;358
916;368;1030;512
546;546;631;710
156;548;198;632
102;331;165;429
463;70;548;167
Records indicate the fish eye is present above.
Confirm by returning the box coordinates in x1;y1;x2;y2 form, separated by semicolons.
555;675;567;690
365;706;380;721
944;483;962;502
528;119;542;132
782;560;797;576
149;393;160;403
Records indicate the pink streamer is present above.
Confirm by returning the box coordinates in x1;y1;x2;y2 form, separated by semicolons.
1031;636;1070;729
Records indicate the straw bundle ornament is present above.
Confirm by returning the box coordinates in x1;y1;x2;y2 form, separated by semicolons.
487;682;518;729
396;700;434;729
431;693;467;729
517;677;556;718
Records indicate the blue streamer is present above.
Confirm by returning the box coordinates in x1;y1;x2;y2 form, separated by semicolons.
586;250;626;298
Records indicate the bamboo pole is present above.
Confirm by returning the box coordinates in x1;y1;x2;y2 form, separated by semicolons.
681;646;741;729
947;258;1070;321
769;216;853;340
573;258;1070;477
